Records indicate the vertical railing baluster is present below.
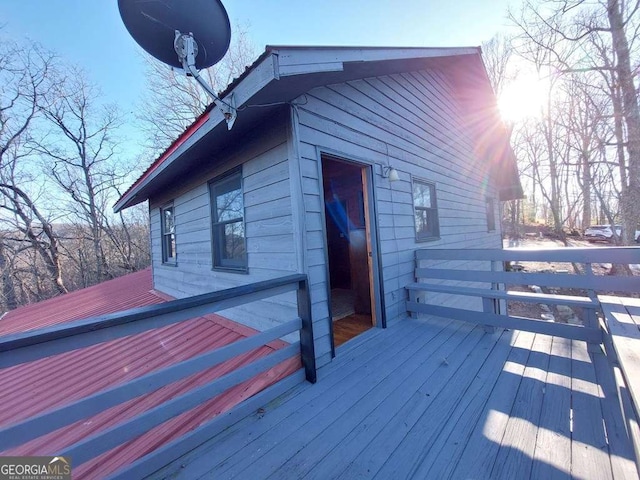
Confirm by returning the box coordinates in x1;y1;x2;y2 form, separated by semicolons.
297;278;316;383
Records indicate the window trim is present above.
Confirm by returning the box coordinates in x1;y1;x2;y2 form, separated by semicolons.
412;177;440;242
486;196;496;232
209;168;248;273
160;202;177;265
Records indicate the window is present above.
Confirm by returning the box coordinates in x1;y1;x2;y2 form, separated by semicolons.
210;170;246;271
413;179;440;241
486;197;496;232
161;203;176;264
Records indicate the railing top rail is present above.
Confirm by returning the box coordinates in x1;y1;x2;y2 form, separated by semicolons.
416;247;640;264
414;268;640;293
0;273;306;355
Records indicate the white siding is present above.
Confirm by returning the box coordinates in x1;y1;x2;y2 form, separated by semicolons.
296;68;503;331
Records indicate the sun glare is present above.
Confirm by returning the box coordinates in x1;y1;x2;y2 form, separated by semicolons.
498;76;549;123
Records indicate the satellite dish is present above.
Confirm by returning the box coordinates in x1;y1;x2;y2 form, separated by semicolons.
118;0;231;69
118;0;237;128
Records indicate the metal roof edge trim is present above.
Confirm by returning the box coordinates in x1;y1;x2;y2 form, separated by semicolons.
265;45;481;54
114;112;211;212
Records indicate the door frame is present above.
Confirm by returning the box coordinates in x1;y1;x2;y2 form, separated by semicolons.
317;149;385;357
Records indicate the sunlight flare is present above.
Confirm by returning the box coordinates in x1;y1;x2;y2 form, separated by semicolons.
498;75;549;122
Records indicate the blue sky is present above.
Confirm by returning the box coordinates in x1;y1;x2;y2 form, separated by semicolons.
0;0;516;153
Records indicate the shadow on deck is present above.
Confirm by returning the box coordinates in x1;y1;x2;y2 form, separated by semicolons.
154;315;638;480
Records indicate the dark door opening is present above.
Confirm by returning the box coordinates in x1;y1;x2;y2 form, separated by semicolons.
322;155;375;348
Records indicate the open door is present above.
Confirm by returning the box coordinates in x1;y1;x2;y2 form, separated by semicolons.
322;155;378;348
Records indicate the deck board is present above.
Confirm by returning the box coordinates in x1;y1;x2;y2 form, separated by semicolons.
372;329;513;479
491;333;553;479
593;352;639;479
157;318;417;479
450;330;536;479
224;318;465;479
408;329;522;479
303;321;481;480
531;336;572;480
571;339;614;480
280;320;476;480
183;317;442;479
158;318;424;479
154;317;638;480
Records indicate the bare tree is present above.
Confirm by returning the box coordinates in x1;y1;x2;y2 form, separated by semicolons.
103;194;151;275
511;0;640;244
34;67;127;284
0;180;67;296
136;23;257;152
607;0;640;244
510;18;575;239
0;37;154;310
483;33;518;97
0;39;68;304
561;73;611;230
0;232;18;310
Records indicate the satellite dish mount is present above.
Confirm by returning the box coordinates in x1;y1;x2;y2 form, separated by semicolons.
174;31;237;130
118;0;236;130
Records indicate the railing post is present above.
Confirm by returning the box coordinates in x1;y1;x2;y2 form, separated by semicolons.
409;253;420;319
297;278;316;383
408;290;419;319
482;296;497;334
482;260;497;334
584;262;602;352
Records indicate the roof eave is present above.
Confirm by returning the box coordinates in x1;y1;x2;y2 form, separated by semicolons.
114;45;493;212
113;111;212;212
114;52;280;212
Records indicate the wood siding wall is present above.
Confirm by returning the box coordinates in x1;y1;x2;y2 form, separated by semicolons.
296;69;503;363
149;125;300;337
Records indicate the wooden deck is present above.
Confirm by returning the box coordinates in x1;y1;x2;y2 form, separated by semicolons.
152;316;639;480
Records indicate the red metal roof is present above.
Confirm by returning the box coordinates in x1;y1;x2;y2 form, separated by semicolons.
0;269;300;478
0;268;162;335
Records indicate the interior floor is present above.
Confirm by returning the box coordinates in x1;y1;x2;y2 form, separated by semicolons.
333;314;373;347
331;288;356;321
331;287;373;347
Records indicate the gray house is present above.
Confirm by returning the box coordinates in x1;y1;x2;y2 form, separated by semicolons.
115;46;521;369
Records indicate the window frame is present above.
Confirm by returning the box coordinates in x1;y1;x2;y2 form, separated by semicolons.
486;196;496;232
412;177;440;242
209;168;247;272
160;202;177;265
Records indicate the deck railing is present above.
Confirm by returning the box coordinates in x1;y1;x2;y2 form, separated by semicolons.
0;273;315;479
407;247;639;340
407;246;640;470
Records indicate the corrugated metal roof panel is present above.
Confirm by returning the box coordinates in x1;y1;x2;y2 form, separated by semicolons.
0;268;161;334
0;269;300;478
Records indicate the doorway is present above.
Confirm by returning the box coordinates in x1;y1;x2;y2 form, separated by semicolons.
322;155;377;348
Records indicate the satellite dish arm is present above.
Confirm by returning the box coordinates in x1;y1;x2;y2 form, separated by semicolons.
174;31;237;130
